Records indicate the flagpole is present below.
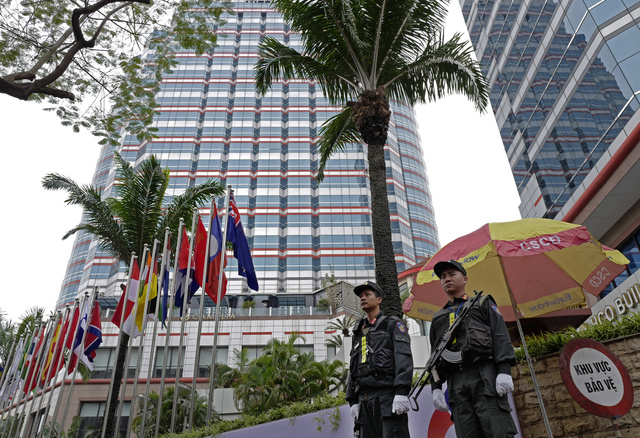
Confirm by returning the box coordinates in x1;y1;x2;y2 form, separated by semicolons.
115;245;149;436
207;186;231;421
41;302;75;437
155;219;184;435
190;196;216;427
0;332;20;411
31;307;68;438
126;239;159;438
0;334;24;433
2;334;32;438
101;252;137;438
48;297;80;433
5;329;35;438
19;316;54;438
58;289;98;434
141;229;171;438
171;210;198;433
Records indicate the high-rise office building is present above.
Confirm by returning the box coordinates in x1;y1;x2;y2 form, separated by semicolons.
56;0;440;307
461;0;640;300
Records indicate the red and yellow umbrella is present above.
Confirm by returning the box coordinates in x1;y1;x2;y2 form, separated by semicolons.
404;218;629;322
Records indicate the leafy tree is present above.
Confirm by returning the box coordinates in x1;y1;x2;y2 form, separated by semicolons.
255;0;489;317
42;153;224;437
233;335;345;415
131;386;216;437
0;0;231;144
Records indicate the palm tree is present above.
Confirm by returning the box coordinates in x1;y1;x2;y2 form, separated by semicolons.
255;0;489;317
42;152;225;437
327;315;356;337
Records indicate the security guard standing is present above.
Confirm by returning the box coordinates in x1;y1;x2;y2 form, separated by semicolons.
429;260;517;438
346;281;413;438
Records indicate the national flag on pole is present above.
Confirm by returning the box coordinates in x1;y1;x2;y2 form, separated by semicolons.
111;261;141;337
0;338;25;403
205;202;227;302
68;301;89;373
40;316;63;385
23;325;46;394
135;253;158;332
227;194;259;291
160;237;171;327
83;303;103;365
69;301;102;372
194;216;208;288
174;228;199;314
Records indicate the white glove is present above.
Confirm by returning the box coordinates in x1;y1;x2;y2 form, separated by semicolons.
432;388;448;412
496;373;514;396
392;395;410;415
350;403;359;421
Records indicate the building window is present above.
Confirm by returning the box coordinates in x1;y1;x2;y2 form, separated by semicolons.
154;347;184;378
78;401;130;437
197;347;229;377
92;347;138;379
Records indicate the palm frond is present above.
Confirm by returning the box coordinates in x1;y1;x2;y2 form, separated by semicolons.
316;107;362;181
385;32;489;111
255;37;358;102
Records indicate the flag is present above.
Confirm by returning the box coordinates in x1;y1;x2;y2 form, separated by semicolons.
69;301;102;372
205;202;227;302
23;326;46;394
194;216;208;287
134;253;158;333
227;194;259;291
174;228;199;314
68;301;89;373
40;316;63;385
83;303;103;366
0;338;25;403
160;236;171;327
111;261;141;337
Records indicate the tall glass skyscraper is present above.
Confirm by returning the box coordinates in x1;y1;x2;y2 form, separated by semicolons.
461;0;639;219
461;0;640;296
56;0;440;307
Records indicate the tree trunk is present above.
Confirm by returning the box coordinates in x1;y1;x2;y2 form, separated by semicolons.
349;87;402;318
104;333;130;437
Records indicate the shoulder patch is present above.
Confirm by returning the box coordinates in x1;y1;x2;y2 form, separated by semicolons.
397;321;407;333
491;304;502;316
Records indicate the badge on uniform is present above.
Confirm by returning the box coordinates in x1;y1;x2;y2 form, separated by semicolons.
491;304;502;316
397;321;407;333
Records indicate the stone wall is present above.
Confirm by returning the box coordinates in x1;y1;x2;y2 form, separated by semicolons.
513;334;640;437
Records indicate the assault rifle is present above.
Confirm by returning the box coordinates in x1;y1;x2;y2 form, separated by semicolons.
408;290;484;411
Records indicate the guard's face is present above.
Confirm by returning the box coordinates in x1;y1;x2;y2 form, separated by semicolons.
440;268;467;297
359;289;382;311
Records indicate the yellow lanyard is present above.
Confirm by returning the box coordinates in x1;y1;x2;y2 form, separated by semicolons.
361;318;376;363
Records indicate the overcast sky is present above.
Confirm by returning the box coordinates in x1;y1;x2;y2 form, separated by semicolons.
0;4;521;322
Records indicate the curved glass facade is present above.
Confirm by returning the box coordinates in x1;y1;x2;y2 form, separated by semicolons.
462;0;640;218
56;1;440;306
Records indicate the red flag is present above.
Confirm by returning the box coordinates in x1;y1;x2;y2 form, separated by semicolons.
194;216;208;286
23;326;46;394
205;249;227;302
111;262;141;336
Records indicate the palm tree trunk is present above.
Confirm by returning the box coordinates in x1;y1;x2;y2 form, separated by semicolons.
367;136;402;318
104;334;130;437
350;87;402;318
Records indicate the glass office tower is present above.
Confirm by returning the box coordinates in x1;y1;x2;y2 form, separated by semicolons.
56;0;440;306
460;0;640;294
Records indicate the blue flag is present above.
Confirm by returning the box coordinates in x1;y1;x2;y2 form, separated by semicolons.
226;194;259;291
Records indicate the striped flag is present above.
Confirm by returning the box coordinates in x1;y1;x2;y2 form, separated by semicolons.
111;262;141;337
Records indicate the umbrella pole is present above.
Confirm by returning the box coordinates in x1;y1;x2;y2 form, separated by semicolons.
499;259;554;438
511;306;554;437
